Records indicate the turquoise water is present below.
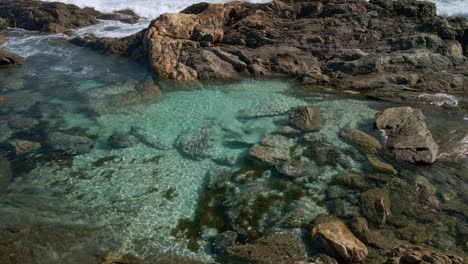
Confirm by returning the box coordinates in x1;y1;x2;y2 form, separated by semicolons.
1;29;467;262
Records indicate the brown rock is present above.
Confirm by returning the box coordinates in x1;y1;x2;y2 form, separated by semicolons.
334;173;368;191
367;155;398;175
385;245;464;264
312;215;368;263
8;139;41;155
289;106;320;132
0;35;6;46
341;128;382;154
0;49;24;66
227;232;308;264
361;188;391;226
375;107;439;163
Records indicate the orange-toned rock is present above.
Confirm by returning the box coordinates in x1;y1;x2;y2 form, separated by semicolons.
312;215;368;263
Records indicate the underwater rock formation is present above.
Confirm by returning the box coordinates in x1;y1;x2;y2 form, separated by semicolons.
289;106;321;132
47;132;94;155
375;107;439;163
312;215;368;262
341;128;382;154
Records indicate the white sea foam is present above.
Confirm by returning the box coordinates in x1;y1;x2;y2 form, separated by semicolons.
43;0;467;19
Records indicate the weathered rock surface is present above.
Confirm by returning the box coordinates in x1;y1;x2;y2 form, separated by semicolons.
341;128;382;154
312;215;368;263
367;155;398;175
227;232;309;264
71;0;468;103
375;107;439;163
289;106;321;132
385;245;464;264
249;134;294;166
361;188;391;226
0;0;140;33
0;49;24;67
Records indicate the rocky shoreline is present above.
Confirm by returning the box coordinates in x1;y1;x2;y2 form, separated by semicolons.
0;0;468;264
67;0;467;106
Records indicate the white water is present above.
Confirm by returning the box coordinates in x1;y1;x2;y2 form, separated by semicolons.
44;0;467;19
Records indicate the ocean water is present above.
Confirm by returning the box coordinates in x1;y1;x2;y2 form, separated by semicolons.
43;0;467;19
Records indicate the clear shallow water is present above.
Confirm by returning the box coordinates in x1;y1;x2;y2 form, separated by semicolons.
1;18;468;264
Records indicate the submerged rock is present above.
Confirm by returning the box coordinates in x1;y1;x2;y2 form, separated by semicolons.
333;173;368;191
48;132;93;155
227;232;309;264
385;245;464;264
176;127;218;160
341;128;382;154
249;134;294;166
289;106;321;132
361;188;391;226
108;132;138;149
7;139;41;155
0;157;12;190
130;126;169;150
311;215;368;263
367;155;398;175
375;107;439;163
0;35;6;46
0;49;24;67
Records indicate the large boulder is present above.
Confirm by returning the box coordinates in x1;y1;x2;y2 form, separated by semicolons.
375;107;439;163
0;49;24;67
289;106;321;132
311;215;368;262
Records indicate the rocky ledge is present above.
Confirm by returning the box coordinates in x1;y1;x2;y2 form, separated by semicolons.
0;0;140;33
71;0;467;102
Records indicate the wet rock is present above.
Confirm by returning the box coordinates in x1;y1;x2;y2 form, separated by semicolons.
330;199;360;219
130;126;169;150
249;135;294;166
275;158;308;178
0;1;102;33
176;127;218;160
274;125;302;137
7;115;39;130
0;18;7;30
207;168;234;190
375;107;439;163
99;252;146;264
385;245;464;264
308;254;339;264
361;188;391;226
227;232;309;264
0;49;24;67
289;106;321;132
0;157;12;190
311;215;368;262
312;146;342;167
212;230;237;255
108;132;138;149
303;133;323;144
0;35;6;46
7;139;41;155
367;155;397;175
341;128;382;154
48;132;93;155
334;173;368;191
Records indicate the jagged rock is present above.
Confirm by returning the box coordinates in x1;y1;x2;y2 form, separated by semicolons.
48;132;93;155
108;132;138;149
130;126;169;150
0;157;12;190
375;107;439;163
311;215;368;263
361;188;391;226
227;232;309;264
176;127;218;160
385;245;464;264
249;135;294;166
367;155;398;175
289;106;320;132
341;128;382;154
0;49;24;67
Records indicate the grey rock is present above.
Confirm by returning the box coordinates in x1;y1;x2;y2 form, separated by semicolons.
48;132;93;155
